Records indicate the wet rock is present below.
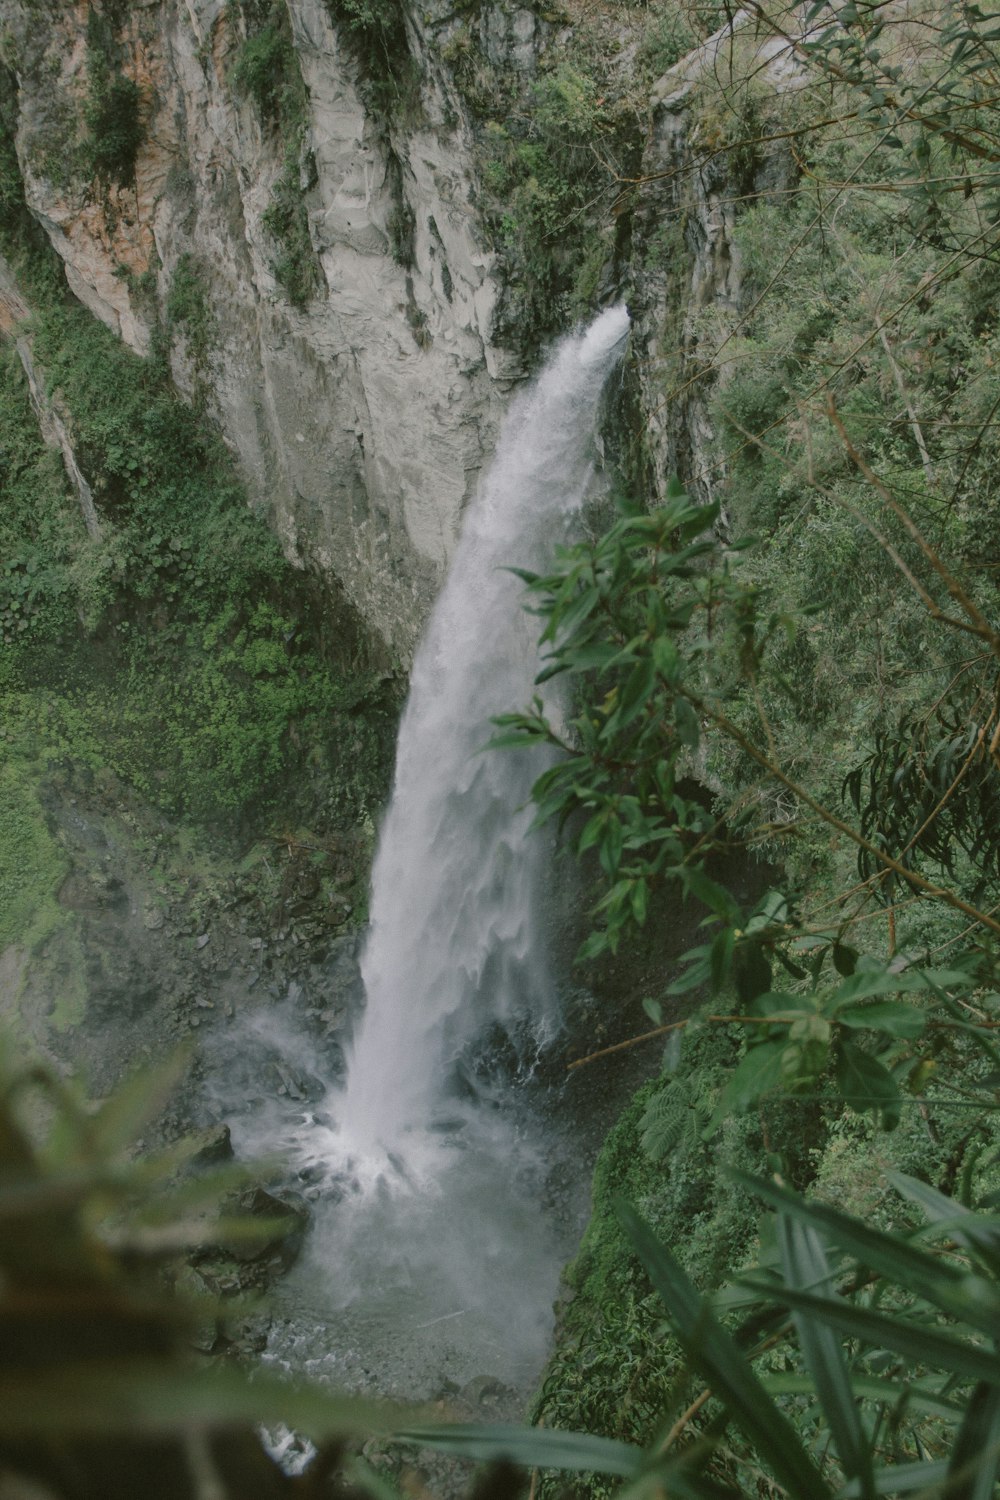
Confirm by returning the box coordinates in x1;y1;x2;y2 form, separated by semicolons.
187;1122;234;1170
223;1187;308;1272
222;1311;272;1359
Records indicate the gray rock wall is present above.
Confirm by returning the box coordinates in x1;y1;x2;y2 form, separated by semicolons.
3;0;518;663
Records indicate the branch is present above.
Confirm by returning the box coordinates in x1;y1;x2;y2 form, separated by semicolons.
687;689;1000;938
825;400;1000;654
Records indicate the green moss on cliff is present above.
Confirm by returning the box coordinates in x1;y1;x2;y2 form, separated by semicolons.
0;67;397;843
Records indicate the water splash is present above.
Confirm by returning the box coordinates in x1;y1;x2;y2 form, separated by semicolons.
337;304;630;1171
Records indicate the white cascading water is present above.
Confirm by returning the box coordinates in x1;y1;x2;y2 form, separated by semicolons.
228;307;630;1398
338;303;630;1173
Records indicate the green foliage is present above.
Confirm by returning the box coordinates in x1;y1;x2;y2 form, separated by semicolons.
610;1170;1000;1498
0;255;395;830
637;8;695;78
478;61;636;347
490;481;775;959
231;3;323;306
230;20;296;122
82;9;143;187
493;475;999;1125
262;154;322;307
0;762;68;952
0;1043;423;1495
0;349;80;647
164;253;215;375
324;0;419;115
845;712;1000;900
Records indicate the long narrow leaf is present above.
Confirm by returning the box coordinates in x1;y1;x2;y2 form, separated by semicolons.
759;1373;962;1419
890;1173;1000;1276
394;1423;642;1476
840;1460;949;1497
615;1199;835;1500
618;1454;741;1500
945;1383;1000;1500
87;1049;193;1157
738;1283;1000;1386
0;1361;403;1438
777;1215;874;1496
732;1173;1000;1341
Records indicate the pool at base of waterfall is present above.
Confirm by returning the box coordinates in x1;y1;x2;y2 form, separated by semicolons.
242;1076;589;1406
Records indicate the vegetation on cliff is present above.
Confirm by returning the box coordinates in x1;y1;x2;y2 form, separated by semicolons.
0;59;397;960
502;3;1000;1493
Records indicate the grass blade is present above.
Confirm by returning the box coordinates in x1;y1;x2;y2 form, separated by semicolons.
615;1198;835;1500
890;1173;1000;1277
777;1214;874;1496
0;1361;404;1439
732;1172;1000;1341
946;1382;1000;1500
840;1459;949;1496
394;1422;643;1476
738;1283;1000;1386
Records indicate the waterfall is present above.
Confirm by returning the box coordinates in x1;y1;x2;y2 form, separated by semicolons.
337;305;630;1170
224;307;630;1399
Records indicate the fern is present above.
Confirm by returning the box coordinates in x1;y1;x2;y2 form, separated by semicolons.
639;1081;703;1163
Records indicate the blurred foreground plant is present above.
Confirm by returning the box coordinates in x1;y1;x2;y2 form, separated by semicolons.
0;1040;647;1498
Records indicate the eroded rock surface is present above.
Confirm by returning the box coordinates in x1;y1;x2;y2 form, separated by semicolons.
3;0;517;662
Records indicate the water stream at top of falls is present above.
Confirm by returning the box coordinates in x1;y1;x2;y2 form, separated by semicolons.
217;306;630;1402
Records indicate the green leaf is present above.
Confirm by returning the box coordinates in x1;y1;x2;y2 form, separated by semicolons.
561;640;621;673
776;1214;873;1495
759;1372;962;1420
576;929;610;962
737;1283;1000;1386
395;1423;643;1476
835;1042;902;1129
705;1042;785;1135
607;657;656;734
677;501;721;540
578;808;609;855
832;942;859;976
733;1173;1000;1340
615;1200;834;1500
945;1381;1000;1500
841;1460;949;1496
679;867;740;919
86;1048;193;1157
674;697;700;750
0;1361;403;1439
652;634;680;680
709;925;735;991
550;583;601;644
598;814;624;878
631;878;649;926
835;1001;925;1039
889;1173;1000;1274
486;727;544;751
733;941;773;1005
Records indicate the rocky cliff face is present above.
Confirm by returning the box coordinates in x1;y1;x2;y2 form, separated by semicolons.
628;19;798;521
2;0;528;662
1;0;786;658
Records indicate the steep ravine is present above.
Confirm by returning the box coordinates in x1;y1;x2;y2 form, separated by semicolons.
0;0;795;1477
